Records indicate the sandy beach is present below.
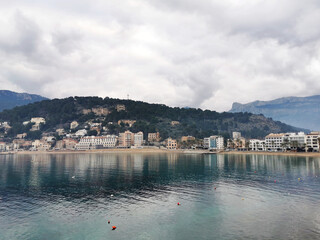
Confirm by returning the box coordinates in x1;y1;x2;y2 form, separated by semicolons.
5;149;320;157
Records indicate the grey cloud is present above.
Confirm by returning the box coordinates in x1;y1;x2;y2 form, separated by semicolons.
0;0;320;112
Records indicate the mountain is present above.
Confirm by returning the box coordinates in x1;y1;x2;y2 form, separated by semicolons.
0;90;48;112
0;96;304;140
230;95;320;130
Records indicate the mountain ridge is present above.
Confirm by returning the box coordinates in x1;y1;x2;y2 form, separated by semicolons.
230;95;320;130
0;90;48;112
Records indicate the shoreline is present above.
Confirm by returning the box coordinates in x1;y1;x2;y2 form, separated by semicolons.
1;149;319;157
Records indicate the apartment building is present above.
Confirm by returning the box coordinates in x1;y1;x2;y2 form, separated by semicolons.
134;132;144;147
119;131;135;148
305;132;320;152
148;132;161;142
204;136;224;150
181;136;195;142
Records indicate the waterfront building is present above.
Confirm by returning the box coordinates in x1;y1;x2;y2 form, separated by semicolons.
265;133;285;151
76;135;117;150
249;139;266;151
119;131;135;148
134;132;144;147
148;132;160;142
203;136;224;150
232;132;241;140
166;138;177;149
305;132;320;152
0;142;6;152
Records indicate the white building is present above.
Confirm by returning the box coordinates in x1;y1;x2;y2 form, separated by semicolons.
76;135;118;150
249;139;266;151
232;132;241;140
286;132;306;148
305;132;320;152
31;117;46;124
75;129;87;137
265;133;285;151
134;132;144;147
203;136;224;150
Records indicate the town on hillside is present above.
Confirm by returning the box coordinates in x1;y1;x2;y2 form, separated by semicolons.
0;116;320;153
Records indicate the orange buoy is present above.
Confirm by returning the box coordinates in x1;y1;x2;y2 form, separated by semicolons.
108;220;110;224
112;226;117;230
177;202;180;206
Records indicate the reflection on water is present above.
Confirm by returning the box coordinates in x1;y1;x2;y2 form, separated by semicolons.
1;153;320;240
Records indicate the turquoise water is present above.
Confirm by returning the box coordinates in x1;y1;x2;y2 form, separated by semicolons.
1;153;320;240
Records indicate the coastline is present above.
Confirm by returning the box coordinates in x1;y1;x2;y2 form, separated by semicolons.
3;149;320;157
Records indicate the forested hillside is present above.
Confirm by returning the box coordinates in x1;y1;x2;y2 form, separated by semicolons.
0;96;303;140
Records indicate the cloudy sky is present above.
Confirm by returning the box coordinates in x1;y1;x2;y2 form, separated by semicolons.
0;0;320;111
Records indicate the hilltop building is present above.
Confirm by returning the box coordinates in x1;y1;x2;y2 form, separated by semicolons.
116;104;126;112
70;121;79;129
232;132;241;140
181;136;195;142
118;120;136;127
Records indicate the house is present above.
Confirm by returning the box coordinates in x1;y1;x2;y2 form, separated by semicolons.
181;136;195;142
148;132;161;142
118;120;136;127
166;138;177;149
70;121;79;129
171;121;180;126
116;104;126;112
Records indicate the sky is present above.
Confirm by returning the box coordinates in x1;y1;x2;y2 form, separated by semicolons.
0;0;320;112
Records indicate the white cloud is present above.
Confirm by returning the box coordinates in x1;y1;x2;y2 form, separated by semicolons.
0;0;320;112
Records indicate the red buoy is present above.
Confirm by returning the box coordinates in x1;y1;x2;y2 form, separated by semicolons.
112;226;117;230
254;171;256;173
214;187;216;190
177;202;180;206
108;220;110;224
274;180;277;183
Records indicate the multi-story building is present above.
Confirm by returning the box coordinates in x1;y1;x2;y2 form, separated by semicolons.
232;132;241;140
119;131;134;148
134;132;144;147
76;135;118;150
265;133;285;151
166;138;177;149
203;136;224;150
286;132;306;148
148;132;161;142
305;132;320;152
249;139;266;151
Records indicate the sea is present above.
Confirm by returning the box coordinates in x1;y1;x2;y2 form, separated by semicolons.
0;153;320;240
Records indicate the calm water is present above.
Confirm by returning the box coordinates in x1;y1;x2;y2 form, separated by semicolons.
1;153;320;240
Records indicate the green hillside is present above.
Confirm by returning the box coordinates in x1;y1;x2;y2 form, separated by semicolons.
0;96;303;140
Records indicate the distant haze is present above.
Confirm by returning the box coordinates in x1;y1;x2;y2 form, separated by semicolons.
1;0;320;111
230;95;320;131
